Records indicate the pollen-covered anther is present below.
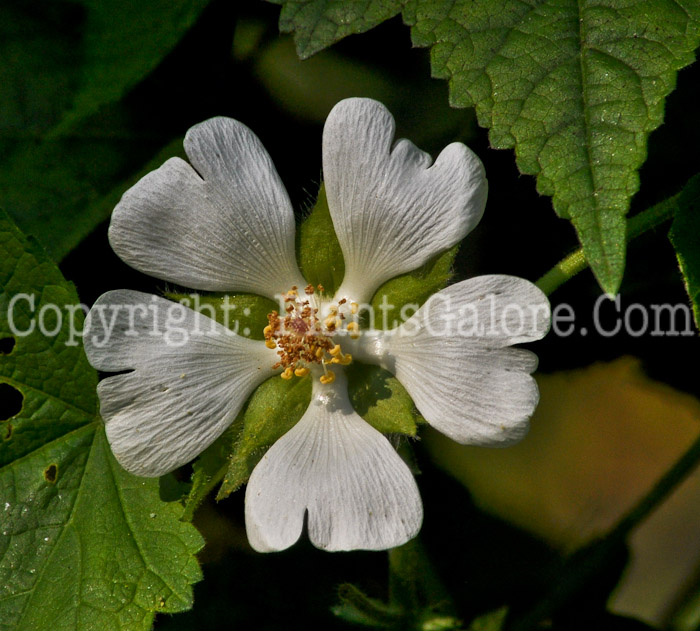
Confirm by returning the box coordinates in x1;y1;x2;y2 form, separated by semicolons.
330;353;352;366
319;370;336;385
264;289;353;381
346;321;360;339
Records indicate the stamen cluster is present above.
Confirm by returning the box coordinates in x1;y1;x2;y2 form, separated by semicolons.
264;285;353;383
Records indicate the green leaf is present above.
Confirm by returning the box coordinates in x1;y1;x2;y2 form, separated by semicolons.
405;0;700;294
270;0;403;59
0;0;209;260
272;0;700;294
56;0;211;134
0;126;184;263
0;209;203;631
467;608;508;631
668;174;700;330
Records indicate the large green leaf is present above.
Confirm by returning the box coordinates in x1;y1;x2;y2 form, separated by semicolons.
55;0;211;133
270;0;403;59
405;0;700;295
0;0;209;260
0;210;203;631
668;174;700;330
0;117;180;263
271;0;700;294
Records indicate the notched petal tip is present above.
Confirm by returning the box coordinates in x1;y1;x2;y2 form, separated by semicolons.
245;377;423;553
323;98;489;302
106;116;304;298
371;275;549;448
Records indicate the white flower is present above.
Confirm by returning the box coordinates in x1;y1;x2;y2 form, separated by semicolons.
84;98;550;552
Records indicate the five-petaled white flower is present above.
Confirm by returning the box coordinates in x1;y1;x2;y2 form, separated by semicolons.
84;98;550;553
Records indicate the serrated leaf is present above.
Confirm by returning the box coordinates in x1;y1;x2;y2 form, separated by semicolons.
0;210;203;631
404;0;700;294
668;174;700;330
271;0;700;294
270;0;403;59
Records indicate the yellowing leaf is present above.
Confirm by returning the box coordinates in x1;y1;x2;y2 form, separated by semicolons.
424;357;700;626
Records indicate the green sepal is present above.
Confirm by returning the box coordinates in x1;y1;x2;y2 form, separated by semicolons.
371;245;458;330
216;375;312;499
332;583;403;629
165;291;276;340
184;377;312;513
297;183;459;315
297;183;345;296
346;364;419;437
181;423;238;521
668;174;700;330
467;608;508;631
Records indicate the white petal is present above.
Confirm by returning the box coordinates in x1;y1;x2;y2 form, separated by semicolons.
354;276;550;445
84;290;278;476
109;117;305;299
245;371;422;552
322;98;487;302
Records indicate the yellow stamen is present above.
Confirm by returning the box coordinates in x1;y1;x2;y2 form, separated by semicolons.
263;324;273;336
350;302;359;314
281;366;294;380
294;366;310;377
320;370;336;385
329;344;342;357
330;353;352;366
265;339;277;349
346;322;360;339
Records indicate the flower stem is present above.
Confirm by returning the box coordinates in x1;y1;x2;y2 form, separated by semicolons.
511;429;700;631
613;429;700;541
535;194;680;296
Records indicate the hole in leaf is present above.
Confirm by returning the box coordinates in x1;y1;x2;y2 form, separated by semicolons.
0;337;15;354
44;464;58;484
0;383;23;420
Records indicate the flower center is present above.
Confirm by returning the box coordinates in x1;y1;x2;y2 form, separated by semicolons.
264;285;355;384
